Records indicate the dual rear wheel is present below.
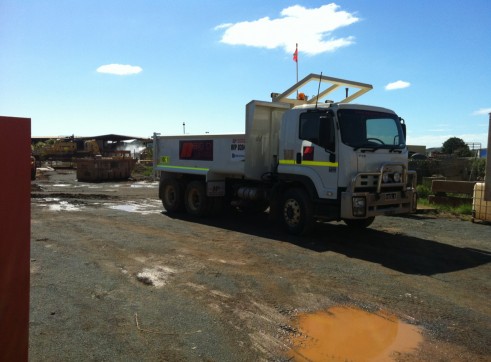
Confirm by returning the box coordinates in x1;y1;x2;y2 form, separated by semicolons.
161;178;184;213
161;178;223;217
184;180;210;217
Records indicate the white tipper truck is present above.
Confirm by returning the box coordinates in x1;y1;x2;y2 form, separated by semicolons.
153;74;417;234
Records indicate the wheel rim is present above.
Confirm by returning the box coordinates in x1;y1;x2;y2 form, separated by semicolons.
164;186;176;206
284;199;301;227
187;189;201;212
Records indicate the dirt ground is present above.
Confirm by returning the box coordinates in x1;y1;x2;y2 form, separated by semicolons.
30;168;491;361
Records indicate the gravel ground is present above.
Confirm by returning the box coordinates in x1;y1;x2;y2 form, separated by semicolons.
30;169;491;361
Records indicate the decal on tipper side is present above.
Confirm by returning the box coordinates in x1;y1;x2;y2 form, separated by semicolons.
230;138;245;161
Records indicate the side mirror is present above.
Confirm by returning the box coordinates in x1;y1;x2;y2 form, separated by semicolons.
400;117;407;140
320;112;335;153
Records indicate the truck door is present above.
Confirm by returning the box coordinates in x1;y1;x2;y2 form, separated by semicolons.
297;110;338;199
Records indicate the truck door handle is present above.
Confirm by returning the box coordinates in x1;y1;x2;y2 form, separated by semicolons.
296;152;302;164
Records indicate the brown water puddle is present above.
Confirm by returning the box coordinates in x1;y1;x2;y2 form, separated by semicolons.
288;306;422;361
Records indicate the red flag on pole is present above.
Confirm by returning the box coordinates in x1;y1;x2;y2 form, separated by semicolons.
293;44;298;63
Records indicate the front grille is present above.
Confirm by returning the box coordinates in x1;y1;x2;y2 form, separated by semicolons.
357;174;378;187
350;163;416;194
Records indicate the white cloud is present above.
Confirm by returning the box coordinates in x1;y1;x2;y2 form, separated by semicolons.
385;80;410;91
96;64;142;75
472;108;491;116
215;3;359;55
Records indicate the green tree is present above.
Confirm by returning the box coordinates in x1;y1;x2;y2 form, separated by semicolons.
441;137;473;157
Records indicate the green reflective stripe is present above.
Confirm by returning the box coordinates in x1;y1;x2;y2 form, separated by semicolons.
279;159;339;167
157;164;209;172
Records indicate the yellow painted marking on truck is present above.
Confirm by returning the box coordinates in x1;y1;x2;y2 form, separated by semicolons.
157;165;210;172
160;156;170;164
279;160;339;167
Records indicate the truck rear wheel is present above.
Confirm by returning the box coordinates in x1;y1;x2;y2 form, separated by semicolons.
185;180;210;217
161;179;184;213
281;188;314;235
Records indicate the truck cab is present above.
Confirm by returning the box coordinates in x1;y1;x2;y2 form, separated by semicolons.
274;102;416;233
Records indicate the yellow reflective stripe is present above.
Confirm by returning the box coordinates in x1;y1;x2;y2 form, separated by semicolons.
157;164;209;172
302;160;339;167
279;159;338;167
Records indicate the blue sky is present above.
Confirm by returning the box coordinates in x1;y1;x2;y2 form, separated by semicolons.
1;0;490;148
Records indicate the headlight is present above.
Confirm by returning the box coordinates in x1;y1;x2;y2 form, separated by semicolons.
352;196;366;217
393;172;401;183
382;173;390;183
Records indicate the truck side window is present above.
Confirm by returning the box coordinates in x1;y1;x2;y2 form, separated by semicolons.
299;112;335;152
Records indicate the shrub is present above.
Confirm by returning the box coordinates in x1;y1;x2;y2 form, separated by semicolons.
470;158;486;180
416;184;431;199
455;203;473;215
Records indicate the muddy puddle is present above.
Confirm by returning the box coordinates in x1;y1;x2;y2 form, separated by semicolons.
49;181;157;190
35;197;162;215
130;181;159;188
288;306;422;361
106;200;162;215
36;198;85;212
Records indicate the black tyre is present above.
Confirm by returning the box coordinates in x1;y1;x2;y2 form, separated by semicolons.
161;178;184;213
344;216;375;229
281;188;314;235
184;180;210;217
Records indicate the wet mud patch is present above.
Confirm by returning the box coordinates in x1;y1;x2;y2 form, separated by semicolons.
31;193;118;200
32;193;121;212
129;181;158;188
105;200;163;215
33;198;87;212
288;306;422;361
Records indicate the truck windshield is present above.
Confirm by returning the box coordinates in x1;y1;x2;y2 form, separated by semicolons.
337;109;405;150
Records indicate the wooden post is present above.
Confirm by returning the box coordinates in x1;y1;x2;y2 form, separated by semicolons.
0;116;31;361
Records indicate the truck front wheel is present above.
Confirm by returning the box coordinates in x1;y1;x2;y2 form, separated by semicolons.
281;188;314;235
161;179;184;213
185;180;210;217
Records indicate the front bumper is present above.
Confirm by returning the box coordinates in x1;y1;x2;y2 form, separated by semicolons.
341;165;417;219
341;189;417;219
